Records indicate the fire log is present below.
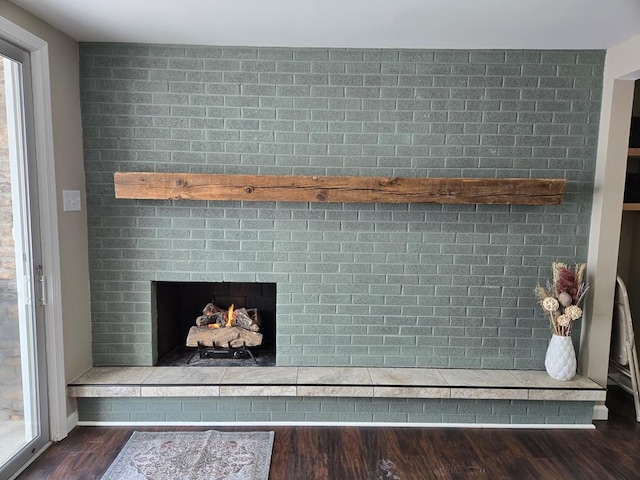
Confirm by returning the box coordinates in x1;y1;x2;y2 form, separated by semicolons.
233;308;260;332
195;303;260;331
196;312;226;327
196;303;228;326
186;326;263;348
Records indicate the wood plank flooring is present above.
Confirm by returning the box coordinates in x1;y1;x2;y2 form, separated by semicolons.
15;387;640;479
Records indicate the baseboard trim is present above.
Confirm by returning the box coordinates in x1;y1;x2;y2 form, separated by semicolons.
592;403;609;421
66;410;79;435
76;420;595;430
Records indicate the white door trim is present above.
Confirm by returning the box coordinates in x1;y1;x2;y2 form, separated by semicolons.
0;15;67;441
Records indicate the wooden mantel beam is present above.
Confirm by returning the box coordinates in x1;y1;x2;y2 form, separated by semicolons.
114;172;566;205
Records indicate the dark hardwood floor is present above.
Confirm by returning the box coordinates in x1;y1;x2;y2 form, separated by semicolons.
15;387;640;479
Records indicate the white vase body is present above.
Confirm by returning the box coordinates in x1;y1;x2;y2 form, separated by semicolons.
544;334;577;381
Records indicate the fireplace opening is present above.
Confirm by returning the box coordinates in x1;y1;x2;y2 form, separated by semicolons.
152;281;276;366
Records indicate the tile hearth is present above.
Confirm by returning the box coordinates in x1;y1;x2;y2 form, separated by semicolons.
68;367;605;402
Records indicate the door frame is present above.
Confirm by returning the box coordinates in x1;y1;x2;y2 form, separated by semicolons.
584;35;640;420
0;17;66;442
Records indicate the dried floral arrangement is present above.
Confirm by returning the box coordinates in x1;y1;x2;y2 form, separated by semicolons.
534;262;589;336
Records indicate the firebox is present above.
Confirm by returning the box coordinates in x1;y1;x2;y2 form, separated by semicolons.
152;281;276;366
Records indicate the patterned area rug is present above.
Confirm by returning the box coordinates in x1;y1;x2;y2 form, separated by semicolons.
101;430;274;480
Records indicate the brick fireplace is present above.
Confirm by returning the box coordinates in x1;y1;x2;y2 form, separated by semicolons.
83;44;603;368
79;43;603;424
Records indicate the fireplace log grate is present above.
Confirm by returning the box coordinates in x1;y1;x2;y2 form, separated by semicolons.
189;341;257;364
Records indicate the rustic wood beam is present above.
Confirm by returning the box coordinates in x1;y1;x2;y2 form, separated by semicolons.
114;172;566;205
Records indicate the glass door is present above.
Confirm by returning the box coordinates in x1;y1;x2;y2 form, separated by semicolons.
0;38;49;478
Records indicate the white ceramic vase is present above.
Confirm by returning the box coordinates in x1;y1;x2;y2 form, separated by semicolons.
544;334;577;381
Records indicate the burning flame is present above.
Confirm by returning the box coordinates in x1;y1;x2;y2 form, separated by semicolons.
226;304;234;327
206;304;235;329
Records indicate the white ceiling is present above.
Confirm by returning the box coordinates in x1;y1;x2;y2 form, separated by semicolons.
9;0;640;50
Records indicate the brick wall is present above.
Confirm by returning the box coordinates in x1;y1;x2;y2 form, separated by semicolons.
80;44;603;368
78;396;594;425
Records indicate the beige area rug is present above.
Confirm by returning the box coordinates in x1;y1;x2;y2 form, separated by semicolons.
101;430;274;480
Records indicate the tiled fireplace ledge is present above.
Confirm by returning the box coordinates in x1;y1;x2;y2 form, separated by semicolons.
68;367;605;402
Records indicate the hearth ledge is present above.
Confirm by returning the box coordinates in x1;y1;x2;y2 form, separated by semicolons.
67;366;605;402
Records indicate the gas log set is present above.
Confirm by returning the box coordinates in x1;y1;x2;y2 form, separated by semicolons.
185;302;263;362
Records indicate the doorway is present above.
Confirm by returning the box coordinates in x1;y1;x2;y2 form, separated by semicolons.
0;38;49;479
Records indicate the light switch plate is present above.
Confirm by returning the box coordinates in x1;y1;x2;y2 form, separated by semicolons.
62;190;81;212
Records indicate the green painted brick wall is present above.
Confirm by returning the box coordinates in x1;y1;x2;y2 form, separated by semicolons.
80;44;604;368
77;396;595;425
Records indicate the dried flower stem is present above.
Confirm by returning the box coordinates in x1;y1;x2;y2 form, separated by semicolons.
535;262;588;337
